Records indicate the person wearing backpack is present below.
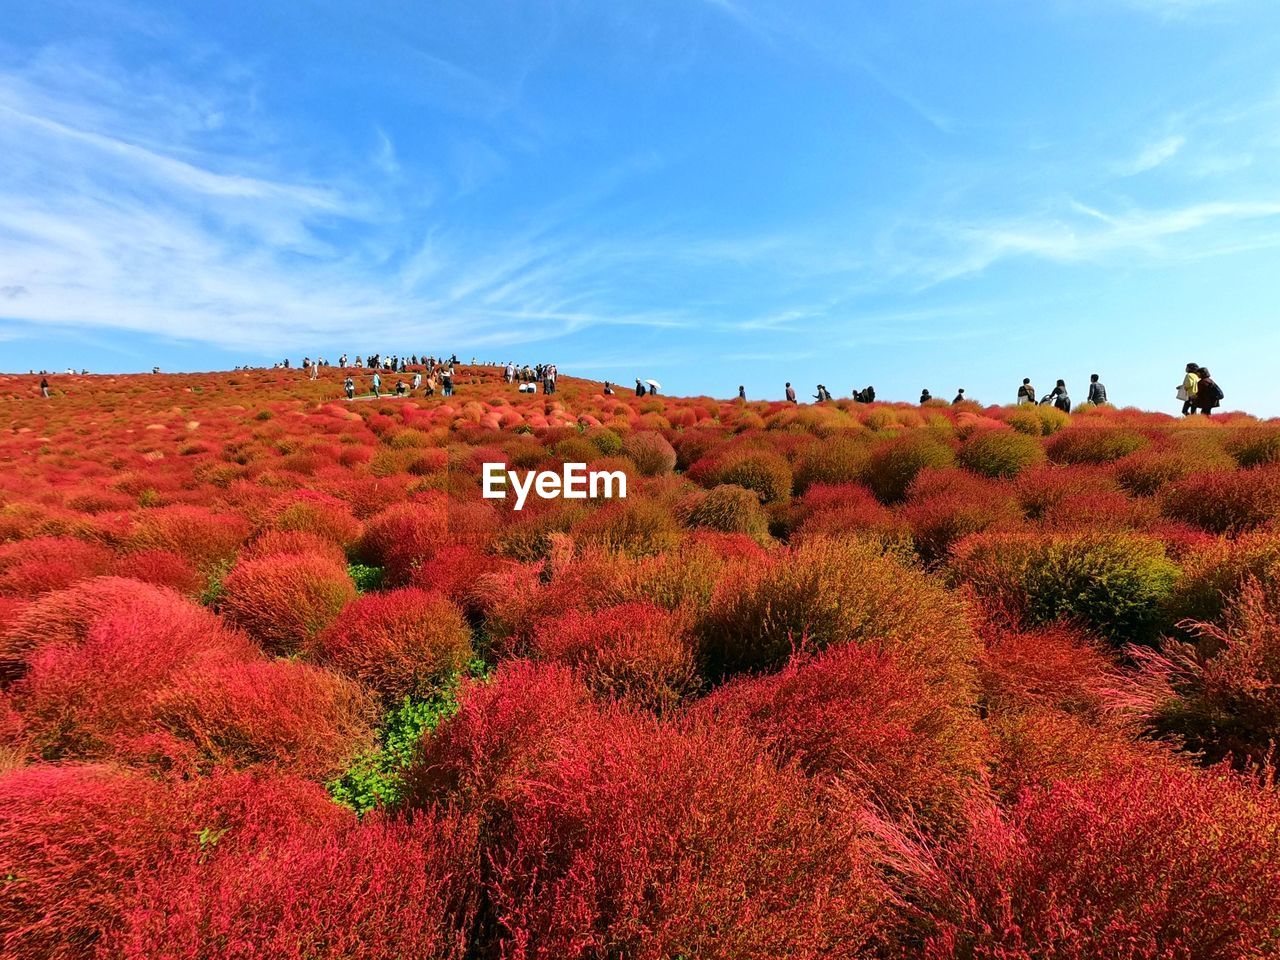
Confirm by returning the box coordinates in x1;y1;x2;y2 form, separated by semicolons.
1087;374;1108;405
1196;367;1223;415
1017;378;1036;405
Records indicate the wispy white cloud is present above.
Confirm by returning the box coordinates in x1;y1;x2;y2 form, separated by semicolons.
1118;134;1186;174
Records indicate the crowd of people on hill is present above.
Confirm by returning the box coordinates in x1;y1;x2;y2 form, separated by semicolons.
503;362;559;395
28;358;1226;416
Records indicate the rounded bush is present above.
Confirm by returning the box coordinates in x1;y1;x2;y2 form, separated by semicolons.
242;529;348;566
950;531;1178;645
862;433;956;504
272;490;363;547
957;429;1045;478
620;431;677;476
902;468;1023;564
701;449;794;504
696;643;983;825
1046;426;1148;465
1;576;204;683
696;536;978;692
1225;425;1280;467
310;589;472;700
149;659;375;779
1159;466;1280;534
531;602;700;713
9;604;255;763
680;484;770;541
221;553;357;656
0;536;115;600
926;766;1280;959
793;435;872;494
575;500;682;557
121;808;477;960
355;501;452;585
127;505;251;571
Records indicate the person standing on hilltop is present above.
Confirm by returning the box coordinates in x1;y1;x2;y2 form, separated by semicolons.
636;378;645;397
1045;379;1071;413
1087;374;1108;405
738;385;746;401
920;389;932;404
1195;367;1223;416
39;376;50;398
1017;378;1036;404
1179;363;1200;416
785;382;796;403
953;388;966;405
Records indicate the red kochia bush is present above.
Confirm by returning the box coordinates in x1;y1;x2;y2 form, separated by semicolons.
695;644;982;826
126;505;251;570
479;712;886;960
0;536;115;599
355;500;452;585
531;602;700;713
117;549;204;596
410;544;521;616
925;766;1280;959
220;552;356;656
0;764;188;959
1;576;206;683
0;765;347;959
1045;425;1148;464
1159;465;1280;533
406;662;602;810
310;589;472;700
271;489;363;547
10;604;255;763
149;658;374;780
121;808;478;960
902;468;1022;564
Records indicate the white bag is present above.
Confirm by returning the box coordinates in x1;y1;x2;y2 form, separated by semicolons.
1176;385;1189;402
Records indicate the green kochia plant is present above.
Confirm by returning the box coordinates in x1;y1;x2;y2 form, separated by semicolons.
328;663;485;814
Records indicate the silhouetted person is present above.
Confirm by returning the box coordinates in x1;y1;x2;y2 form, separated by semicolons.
1087;374;1107;405
1196;367;1223;415
1017;378;1035;405
636;378;645;397
785;382;796;403
920;389;932;404
738;385;746;400
952;388;966;405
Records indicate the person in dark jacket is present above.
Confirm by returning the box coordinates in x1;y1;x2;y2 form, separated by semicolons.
1196;367;1222;415
785;382;796;403
952;388;966;405
39;376;50;398
636;378;645;397
738;385;746;401
1087;374;1108;405
1045;379;1071;413
920;389;932;404
1017;378;1036;404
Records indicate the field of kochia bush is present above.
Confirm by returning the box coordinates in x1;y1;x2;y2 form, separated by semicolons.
3;365;1280;959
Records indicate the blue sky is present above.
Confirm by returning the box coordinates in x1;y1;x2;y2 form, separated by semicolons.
2;0;1280;412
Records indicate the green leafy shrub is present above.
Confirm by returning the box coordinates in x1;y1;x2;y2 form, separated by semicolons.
958;430;1046;479
862;433;956;503
680;484;771;542
951;531;1179;645
327;672;473;814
